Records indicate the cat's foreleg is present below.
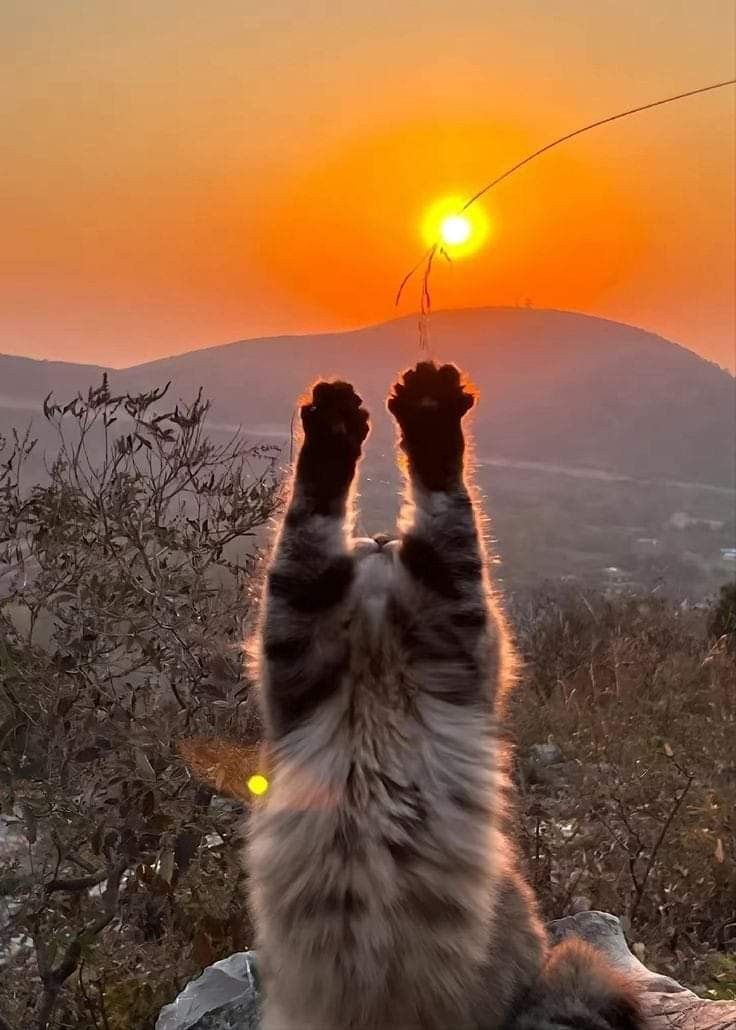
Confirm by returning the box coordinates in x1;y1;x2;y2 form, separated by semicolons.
388;361;501;705
260;381;369;738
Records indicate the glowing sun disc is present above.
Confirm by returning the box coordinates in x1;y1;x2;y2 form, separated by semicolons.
422;195;491;258
440;214;472;246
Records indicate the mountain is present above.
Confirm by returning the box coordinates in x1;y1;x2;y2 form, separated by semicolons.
111;307;734;488
0;353;109;419
2;308;734;597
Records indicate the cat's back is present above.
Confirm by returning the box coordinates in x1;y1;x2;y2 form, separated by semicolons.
247;542;503;1028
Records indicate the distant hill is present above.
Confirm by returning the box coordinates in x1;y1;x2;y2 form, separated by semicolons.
107;307;734;489
0;353;109;420
2;308;734;597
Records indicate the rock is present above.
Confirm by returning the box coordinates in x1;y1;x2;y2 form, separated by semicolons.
0;815;28;864
158;913;736;1029
155;951;260;1030
524;743;569;786
550;911;736;1029
549;911;683;993
528;742;564;767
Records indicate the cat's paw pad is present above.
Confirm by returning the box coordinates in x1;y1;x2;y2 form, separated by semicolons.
388;362;475;428
301;381;369;453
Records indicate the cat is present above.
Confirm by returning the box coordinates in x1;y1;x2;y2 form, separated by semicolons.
245;361;644;1030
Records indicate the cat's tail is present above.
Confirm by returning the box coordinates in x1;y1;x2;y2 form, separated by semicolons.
511;938;645;1030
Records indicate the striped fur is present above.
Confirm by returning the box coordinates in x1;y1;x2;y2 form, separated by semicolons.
245;363;644;1030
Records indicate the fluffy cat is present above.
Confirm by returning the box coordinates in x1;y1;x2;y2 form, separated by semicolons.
245;361;643;1030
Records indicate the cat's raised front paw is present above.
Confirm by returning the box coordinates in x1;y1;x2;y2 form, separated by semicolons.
388;362;475;429
301;381;369;458
387;362;476;491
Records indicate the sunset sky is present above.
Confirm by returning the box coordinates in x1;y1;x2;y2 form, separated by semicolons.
2;1;734;369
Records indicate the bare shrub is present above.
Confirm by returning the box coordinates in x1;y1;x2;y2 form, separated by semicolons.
510;586;736;995
0;379;279;1029
1;383;732;1025
708;579;736;645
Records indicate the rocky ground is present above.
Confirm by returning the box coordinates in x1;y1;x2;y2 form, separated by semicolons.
156;912;736;1030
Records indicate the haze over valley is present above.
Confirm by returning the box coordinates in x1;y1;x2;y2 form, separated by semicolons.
2;307;734;598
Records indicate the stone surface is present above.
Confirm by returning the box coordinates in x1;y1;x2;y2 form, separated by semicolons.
155;951;260;1030
157;913;736;1030
528;742;564;767
550;911;736;1030
549;911;682;991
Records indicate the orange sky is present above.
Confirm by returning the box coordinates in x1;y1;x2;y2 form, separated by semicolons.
1;1;734;369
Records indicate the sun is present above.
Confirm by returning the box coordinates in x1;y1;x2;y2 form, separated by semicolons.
422;195;491;258
440;214;472;246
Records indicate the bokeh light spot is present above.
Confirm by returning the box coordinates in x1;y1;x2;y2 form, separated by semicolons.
247;773;269;796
